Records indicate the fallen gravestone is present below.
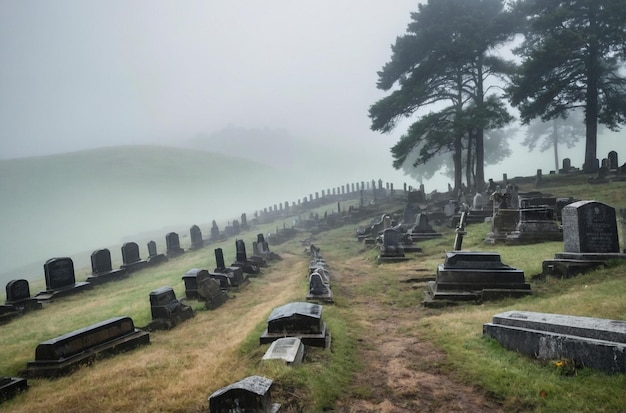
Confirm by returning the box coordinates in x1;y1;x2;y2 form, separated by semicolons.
262;337;305;365
306;270;333;303
147;286;194;330
196;270;229;310
0;376;28;403
208;375;280;413
34;257;91;302
21;316;149;378
483;310;626;374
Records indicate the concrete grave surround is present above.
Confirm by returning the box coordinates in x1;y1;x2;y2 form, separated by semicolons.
260;302;330;348
483;311;626;374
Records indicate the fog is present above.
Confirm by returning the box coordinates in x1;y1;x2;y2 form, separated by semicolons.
1;1;624;285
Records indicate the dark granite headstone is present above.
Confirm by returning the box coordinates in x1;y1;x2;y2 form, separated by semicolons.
5;279;41;311
34;257;91;301
147;286;194;330
307;271;333;303
146;240;168;265
0;376;28;402
120;242;148;273
166;232;184;257
562;201;619;253
190;225;204;249
88;248;127;284
147;241;158;257
22;316;149;378
208;375;280;413
196;270;228;309
608;151;618;170
235;239;247;262
260;302;329;348
215;248;226;269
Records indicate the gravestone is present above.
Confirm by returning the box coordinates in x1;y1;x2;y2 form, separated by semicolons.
240;213;249;231
0;302;19;324
563;201;619;253
542;200;626;277
120;242;148;273
377;228;409;263
0;376;28;402
208;375;280;413
5;279;41;311
608;151;618;171
22;316;149;378
262;337;305;365
505;207;562;245
147;286;194;330
146;240;168;265
409;213;442;241
165;232;184;257
196;270;229;310
231;240;260;275
561;157;571;173
260;302;330;348
483;311;626;374
424;251;531;306
484;209;518;244
306;270;333;303
213;248;248;288
210;220;220;241
189;225;204;250
472;192;485;210
34;257;91;301
87;248;127;284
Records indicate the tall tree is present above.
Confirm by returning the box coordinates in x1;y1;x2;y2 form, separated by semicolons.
369;0;517;191
522;109;585;172
508;0;626;173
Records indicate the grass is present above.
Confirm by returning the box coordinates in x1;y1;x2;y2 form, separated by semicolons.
2;177;626;412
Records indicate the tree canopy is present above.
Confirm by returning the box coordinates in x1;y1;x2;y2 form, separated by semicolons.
370;0;517;191
508;0;626;173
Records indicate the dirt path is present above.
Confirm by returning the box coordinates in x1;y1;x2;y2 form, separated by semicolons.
331;255;504;412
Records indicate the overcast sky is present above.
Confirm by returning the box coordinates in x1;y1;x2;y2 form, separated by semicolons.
1;1;623;189
0;1;420;171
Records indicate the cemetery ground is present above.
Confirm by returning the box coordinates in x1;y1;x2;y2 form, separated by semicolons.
2;175;626;412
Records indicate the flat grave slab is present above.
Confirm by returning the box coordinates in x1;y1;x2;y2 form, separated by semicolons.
0;376;28;402
262;337;305;365
483;311;626;374
208;375;280;413
260;302;330;348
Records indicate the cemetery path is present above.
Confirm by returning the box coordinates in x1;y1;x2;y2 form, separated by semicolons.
332;256;504;413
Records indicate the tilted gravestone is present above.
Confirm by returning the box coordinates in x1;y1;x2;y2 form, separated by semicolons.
87;248;127;284
306;270;333;303
5;279;41;311
231;240;260;275
213;248;248;288
189;225;204;250
120;242;148;273
165;232;184;257
147;286;194;330
34;257;91;301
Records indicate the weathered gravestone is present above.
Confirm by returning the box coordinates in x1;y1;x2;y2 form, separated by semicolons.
608;150;618;171
231;240;261;275
213;248;248;289
306;270;333;303
22;316;149;378
34;257;91;302
0;376;28;402
5;279;41;312
542;200;626;277
260;302;330;348
181;269;228;309
87;248;127;284
505;207;562;245
189;225;204;250
409;213;442;241
256;233;281;261
262;337;305;365
147;286;194;330
483;310;626;374
120;242;148;273
165;232;184;257
377;228;409;263
208;375;280;413
146;240;168;265
210;220;221;241
484;209;518;244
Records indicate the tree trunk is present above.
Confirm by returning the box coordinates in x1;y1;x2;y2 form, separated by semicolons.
583;3;599;173
465;132;473;190
552;121;559;172
474;58;485;191
454;134;463;192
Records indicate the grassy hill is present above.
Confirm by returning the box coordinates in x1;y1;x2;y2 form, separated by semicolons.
0;145;306;284
1;174;625;412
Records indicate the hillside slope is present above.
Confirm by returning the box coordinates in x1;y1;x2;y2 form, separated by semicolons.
0;145;303;282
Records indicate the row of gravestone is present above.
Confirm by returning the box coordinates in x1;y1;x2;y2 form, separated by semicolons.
0;234;286;404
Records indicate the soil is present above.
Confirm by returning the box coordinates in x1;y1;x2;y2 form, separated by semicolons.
329;255;504;413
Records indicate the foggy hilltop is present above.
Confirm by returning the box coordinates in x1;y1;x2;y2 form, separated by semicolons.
0;129;407;286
